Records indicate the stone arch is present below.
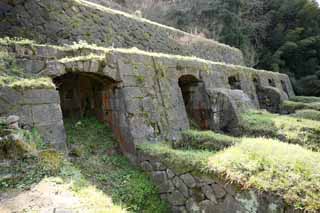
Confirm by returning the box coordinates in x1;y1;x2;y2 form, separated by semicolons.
53;72;119;122
178;74;210;129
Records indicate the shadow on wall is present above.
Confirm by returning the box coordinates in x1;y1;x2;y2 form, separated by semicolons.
178;75;211;130
53;72;118;123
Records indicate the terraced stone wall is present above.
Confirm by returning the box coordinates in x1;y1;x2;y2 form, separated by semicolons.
135;150;298;213
0;42;294;154
0;0;244;65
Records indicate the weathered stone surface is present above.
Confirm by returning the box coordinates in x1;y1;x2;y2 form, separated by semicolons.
167;190;187;206
199;200;216;213
180;173;196;188
1;0;245;65
186;198;200;213
140;161;153;172
211;183;226;199
151;171;167;185
173;176;189;197
201;185;217;203
167;168;175;179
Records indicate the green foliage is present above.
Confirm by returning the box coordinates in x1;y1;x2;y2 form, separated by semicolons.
281;100;320;113
178;130;240;151
240;110;320;151
292;109;320;121
291;96;320;103
65;117;168;213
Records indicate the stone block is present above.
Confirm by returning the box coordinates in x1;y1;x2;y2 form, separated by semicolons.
140;161;153;172
167;190;186;206
173;176;189;197
211;183;226;199
151;171;167;185
180;173;196;188
201;185;217;203
199;200;217;213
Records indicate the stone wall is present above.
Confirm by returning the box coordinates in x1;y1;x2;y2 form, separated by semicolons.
135;150;299;213
0;87;66;151
0;0;244;65
0;42;294;154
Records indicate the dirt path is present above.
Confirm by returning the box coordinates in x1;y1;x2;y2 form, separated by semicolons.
0;178;85;213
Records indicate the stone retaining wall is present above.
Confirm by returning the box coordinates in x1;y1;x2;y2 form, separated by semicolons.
135;151;300;213
0;0;244;65
0;87;66;151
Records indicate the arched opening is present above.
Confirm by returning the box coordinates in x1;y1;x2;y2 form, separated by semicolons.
228;75;241;90
178;75;210;130
53;72;118;122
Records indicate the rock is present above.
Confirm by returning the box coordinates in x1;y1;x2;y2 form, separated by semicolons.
167;168;175;179
167;190;186;206
180;173;196;188
212;183;226;199
201;185;217;203
171;206;187;213
6;115;20;129
173;176;189;197
151;171;167;185
186;198;200;213
199;200;217;213
140;161;153;172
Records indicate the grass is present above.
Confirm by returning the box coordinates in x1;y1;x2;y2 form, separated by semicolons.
291;109;320;121
1;118;168;212
138;139;320;211
178;130;240;151
0;76;55;89
290;96;320;103
239;110;320;151
64;117;168;212
281;100;320;113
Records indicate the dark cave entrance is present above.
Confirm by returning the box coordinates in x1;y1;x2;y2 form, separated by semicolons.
178;75;210;130
53;72;118;123
228;75;242;90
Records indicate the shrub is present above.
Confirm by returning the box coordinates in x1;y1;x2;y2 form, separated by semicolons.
179;130;240;151
240;110;320;151
290;96;320;103
281;100;320;113
291;109;320;121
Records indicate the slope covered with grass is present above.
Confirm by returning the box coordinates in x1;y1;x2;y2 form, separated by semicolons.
65;118;168;212
139;139;320;211
239;110;320;151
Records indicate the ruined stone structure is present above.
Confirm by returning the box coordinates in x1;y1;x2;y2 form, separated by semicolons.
0;41;293;154
0;1;296;211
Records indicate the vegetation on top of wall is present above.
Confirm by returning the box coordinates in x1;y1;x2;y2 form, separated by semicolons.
0;76;55;89
239;110;320;151
138;139;320;211
291;109;320;121
178;130;240;151
281;100;320;113
0;37;288;79
58;53;105;63
290;96;320;104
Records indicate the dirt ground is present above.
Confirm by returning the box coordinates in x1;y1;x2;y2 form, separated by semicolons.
0;178;86;213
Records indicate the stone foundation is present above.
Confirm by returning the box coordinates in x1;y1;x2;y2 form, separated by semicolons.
136;151;301;213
